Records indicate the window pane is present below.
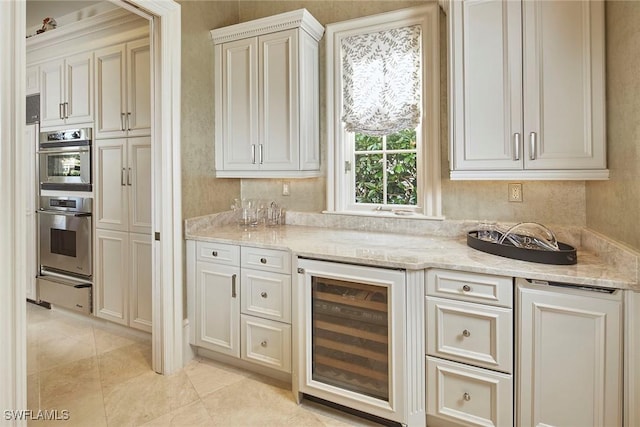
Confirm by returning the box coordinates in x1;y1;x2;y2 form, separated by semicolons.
386;129;417;150
355;153;383;204
386;152;417;205
355;133;382;151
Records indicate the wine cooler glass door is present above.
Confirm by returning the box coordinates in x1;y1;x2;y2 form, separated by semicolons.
312;276;390;401
298;258;406;423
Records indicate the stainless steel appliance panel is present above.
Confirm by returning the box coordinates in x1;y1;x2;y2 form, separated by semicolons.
37;275;92;314
38;128;92;192
38;196;92;277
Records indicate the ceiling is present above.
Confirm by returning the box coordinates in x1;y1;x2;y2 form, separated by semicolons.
26;1;104;29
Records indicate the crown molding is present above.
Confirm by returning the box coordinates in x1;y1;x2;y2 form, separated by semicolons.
27;8;147;61
210;8;324;45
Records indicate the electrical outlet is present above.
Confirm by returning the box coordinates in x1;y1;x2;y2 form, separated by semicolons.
282;181;290;196
508;183;523;202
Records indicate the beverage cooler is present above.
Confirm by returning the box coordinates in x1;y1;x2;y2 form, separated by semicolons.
296;258;412;424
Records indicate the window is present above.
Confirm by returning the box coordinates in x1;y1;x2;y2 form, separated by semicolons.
325;5;442;218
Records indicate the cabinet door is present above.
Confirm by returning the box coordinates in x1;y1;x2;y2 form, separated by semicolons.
449;0;523;171
523;0;606;169
258;30;298;171
40;59;65;127
26;66;39;96
95;44;126;139
129;232;152;332
127;137;152;234
95;229;129;326
95;139;128;231
518;282;622;427
64;52;93;125
195;261;240;357
221;38;259;170
126;39;151;137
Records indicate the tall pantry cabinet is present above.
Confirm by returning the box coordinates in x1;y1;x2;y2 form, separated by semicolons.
94;37;152;333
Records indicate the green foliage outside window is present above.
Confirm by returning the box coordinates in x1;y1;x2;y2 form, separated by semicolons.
354;129;417;206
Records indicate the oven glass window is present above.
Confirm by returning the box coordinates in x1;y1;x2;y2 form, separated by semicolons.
50;228;76;257
311;276;390;401
48;153;82;177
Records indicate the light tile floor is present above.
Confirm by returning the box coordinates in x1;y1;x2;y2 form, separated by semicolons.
27;303;381;426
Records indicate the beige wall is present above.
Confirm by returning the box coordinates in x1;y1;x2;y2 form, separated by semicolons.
180;0;241;220
235;1;588;226
586;1;640;251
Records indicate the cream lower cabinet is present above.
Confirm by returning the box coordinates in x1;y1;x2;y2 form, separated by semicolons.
95;230;152;332
190;241;292;373
448;0;607;179
517;279;622;427
426;269;514;427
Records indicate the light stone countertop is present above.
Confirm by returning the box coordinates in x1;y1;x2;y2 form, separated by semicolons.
185;223;639;291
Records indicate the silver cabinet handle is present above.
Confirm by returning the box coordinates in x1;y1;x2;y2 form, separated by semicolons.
260;292;268;298
462;329;471;338
121;113;126;131
259;144;264;164
59;103;64;120
529;132;537;160
64;102;69;119
231;274;237;298
514;133;521;161
260;340;267;347
127;168;132;186
127;112;132;131
463;392;471;402
121;168;126;186
462;285;471;292
251;144;256;164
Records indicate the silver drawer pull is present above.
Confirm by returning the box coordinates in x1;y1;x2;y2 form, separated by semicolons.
261;340;267;347
462;285;471;292
260;292;268;298
212;251;218;257
463;392;471;402
462;329;471;338
260;258;267;264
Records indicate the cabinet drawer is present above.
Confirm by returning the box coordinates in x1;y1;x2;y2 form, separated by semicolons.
241;269;291;323
426;269;513;308
241;246;291;274
197;241;240;266
427;296;512;373
427;356;513;427
241;315;291;373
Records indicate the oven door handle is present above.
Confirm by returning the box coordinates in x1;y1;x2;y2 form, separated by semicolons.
37;210;92;218
37;147;90;155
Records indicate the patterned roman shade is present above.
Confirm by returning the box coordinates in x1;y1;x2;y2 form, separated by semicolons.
341;25;422;136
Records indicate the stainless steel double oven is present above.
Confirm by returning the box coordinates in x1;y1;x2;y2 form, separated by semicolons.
36;128;93;314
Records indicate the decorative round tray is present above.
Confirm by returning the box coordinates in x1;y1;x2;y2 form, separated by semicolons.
467;231;577;265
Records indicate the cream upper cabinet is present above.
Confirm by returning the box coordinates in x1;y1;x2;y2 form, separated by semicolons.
211;9;324;178
517;279;622;427
26;66;39;96
449;0;608;180
40;52;93;128
94;38;151;139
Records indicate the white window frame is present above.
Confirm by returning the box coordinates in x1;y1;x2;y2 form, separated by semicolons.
325;4;442;218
